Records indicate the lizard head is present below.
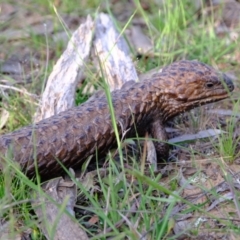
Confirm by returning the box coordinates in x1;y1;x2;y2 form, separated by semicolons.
152;60;234;121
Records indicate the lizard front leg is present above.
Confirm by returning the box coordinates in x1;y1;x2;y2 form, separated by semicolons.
149;120;169;163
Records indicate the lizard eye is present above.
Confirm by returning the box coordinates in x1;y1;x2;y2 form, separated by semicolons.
206;82;214;88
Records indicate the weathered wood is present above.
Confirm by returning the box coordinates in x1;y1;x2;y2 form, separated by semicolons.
93;13;138;90
34;16;94;122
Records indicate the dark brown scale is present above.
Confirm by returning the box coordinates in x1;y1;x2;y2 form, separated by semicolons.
0;60;234;180
197;71;204;76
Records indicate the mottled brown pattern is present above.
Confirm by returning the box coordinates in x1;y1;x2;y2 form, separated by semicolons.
0;60;234;179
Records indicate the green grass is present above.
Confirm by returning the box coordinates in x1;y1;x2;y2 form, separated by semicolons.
0;0;240;239
216;100;240;163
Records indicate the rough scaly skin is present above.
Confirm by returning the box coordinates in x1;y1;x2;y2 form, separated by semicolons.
0;60;234;179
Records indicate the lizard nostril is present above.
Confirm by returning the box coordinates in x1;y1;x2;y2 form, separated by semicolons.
224;77;235;91
226;80;234;92
228;83;234;91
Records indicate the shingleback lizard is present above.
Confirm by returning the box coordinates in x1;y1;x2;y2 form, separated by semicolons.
0;60;234;180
